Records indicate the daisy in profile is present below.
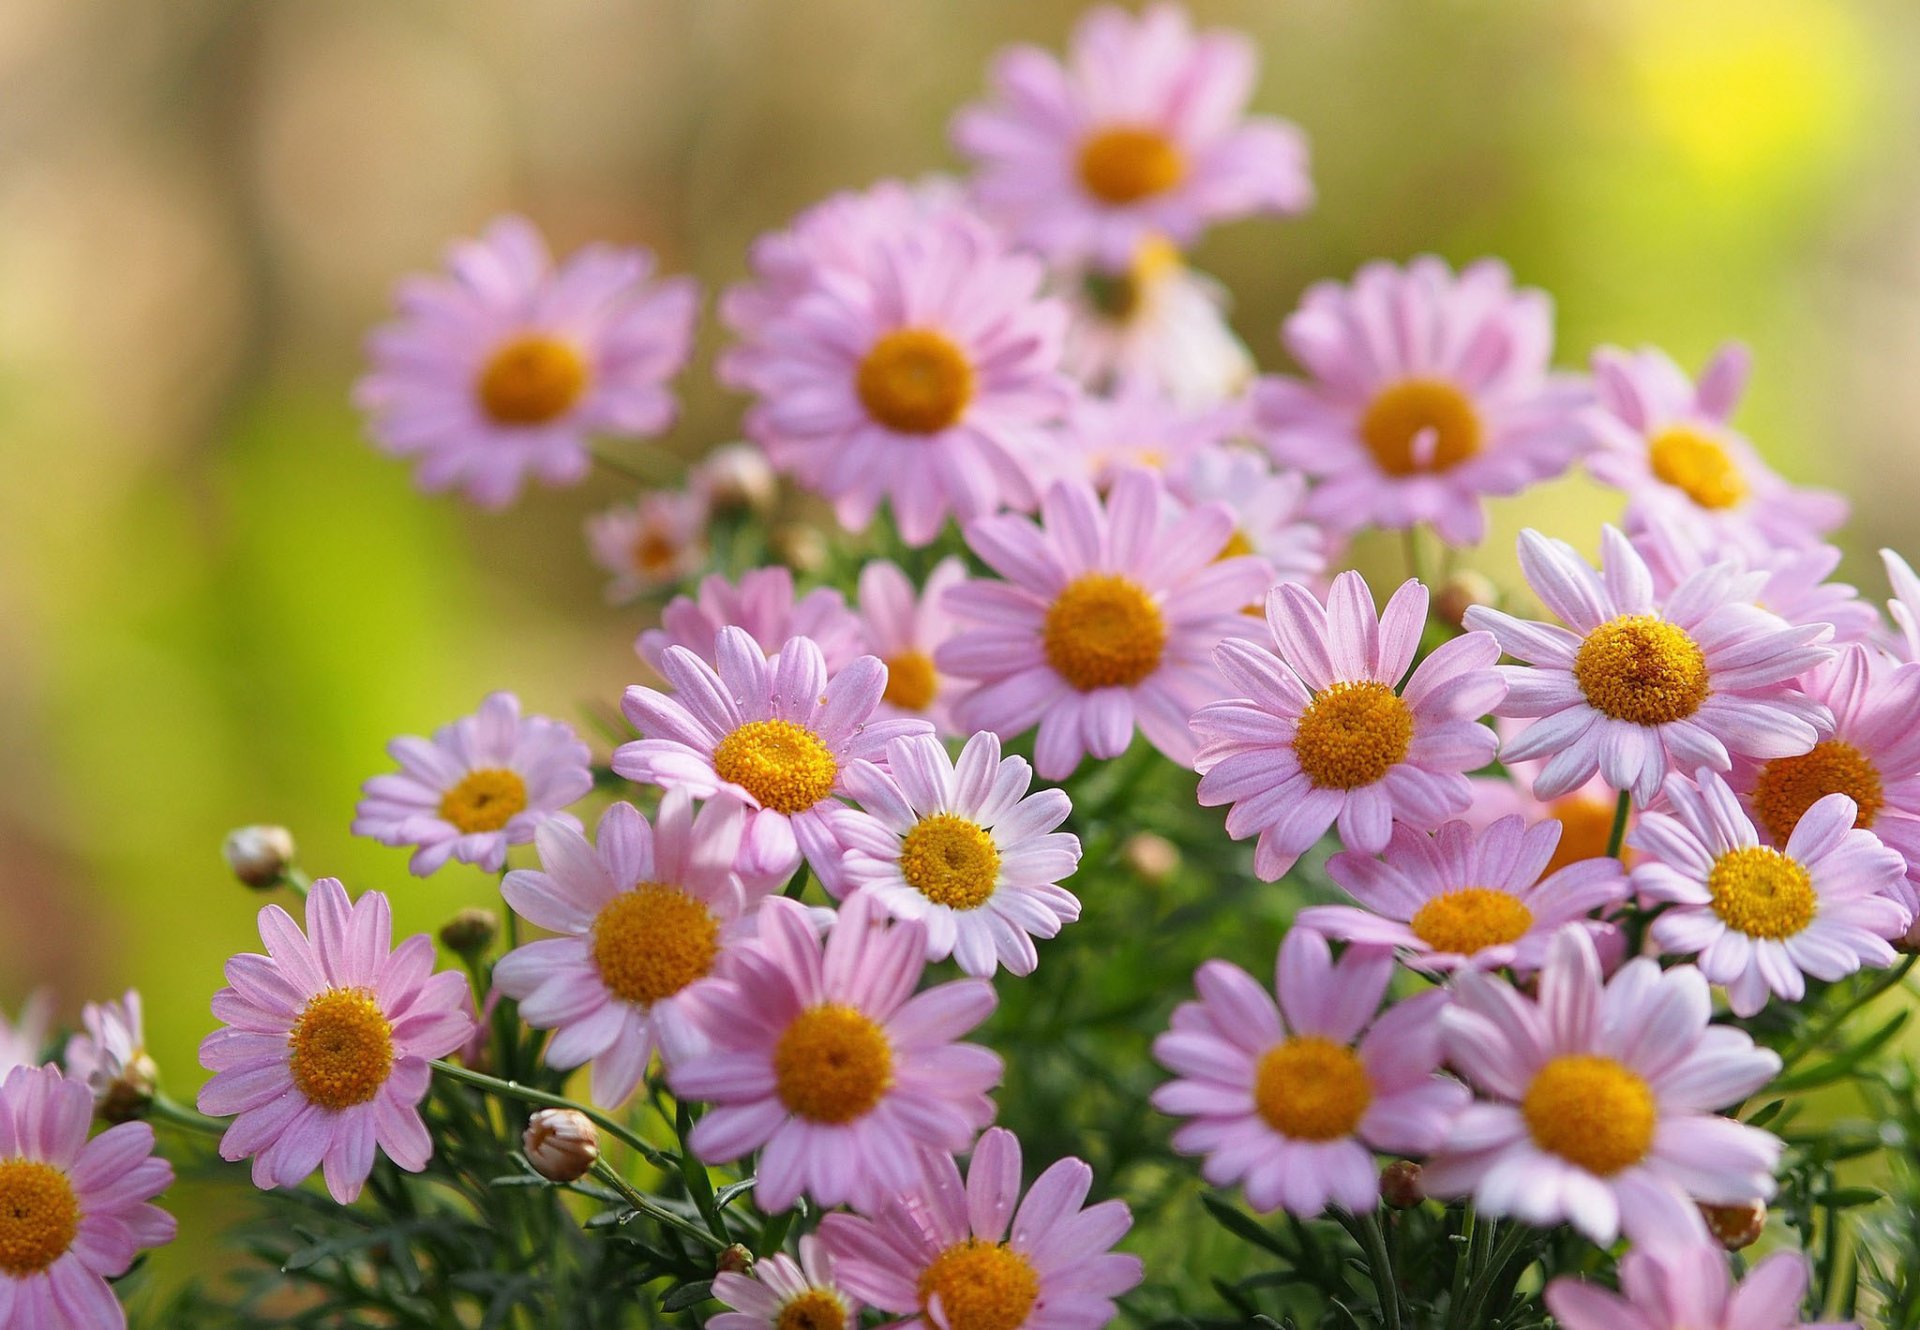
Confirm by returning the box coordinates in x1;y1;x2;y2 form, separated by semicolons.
854;557;967;732
0;991;50;1075
1190;572;1505;880
819;1126;1142;1330
637;567;863;673
711;1235;859;1330
939;469;1270;778
670;894;1000;1213
952;3;1311;265
1548;1245;1845;1330
835;732;1082;977
198;879;476;1203
1152;927;1468;1216
0;1064;175;1330
1464;527;1834;807
356;215;697;508
352;692;593;876
616;629;934;885
584;489;708;603
1303;816;1628;974
1630;769;1907;1017
1177;445;1327;590
1587;342;1845;554
64;990;157;1122
1427;928;1782;1246
1058;237;1256;405
1253;257;1592;546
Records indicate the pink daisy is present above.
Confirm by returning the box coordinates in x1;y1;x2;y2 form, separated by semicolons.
62;991;153;1116
1190;571;1506;880
1586;342;1846;555
711;1235;860;1330
637;567;864;674
1175;445;1327;591
1464;720;1635;876
584;488;709;604
1058;237;1255;406
938;467;1272;779
1881;548;1920;663
197;878;477;1203
1252;256;1592;546
0;993;50;1077
1630;768;1907;1017
1426;927;1782;1247
1548;1245;1851;1330
352;691;593;876
1301;816;1628;974
668;893;1000;1213
855;557;968;733
615;628;934;890
355;215;697;508
818;1126;1142;1330
0;1064;175;1330
951;3;1311;266
1633;523;1880;645
834;732;1082;978
1464;527;1835;807
1055;379;1236;490
1151;927;1469;1216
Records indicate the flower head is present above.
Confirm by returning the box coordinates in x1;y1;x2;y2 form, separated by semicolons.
1633;524;1879;645
855;558;968;733
711;1235;859;1330
63;991;157;1122
1547;1245;1851;1330
1058;238;1255;405
1057;379;1237;489
585;489;709;603
1175;445;1327;591
0;993;50;1078
637;567;863;674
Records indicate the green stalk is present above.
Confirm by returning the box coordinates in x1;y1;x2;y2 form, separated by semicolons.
430;1060;670;1167
1605;789;1631;859
589;1159;726;1251
147;1093;228;1138
1357;1212;1403;1330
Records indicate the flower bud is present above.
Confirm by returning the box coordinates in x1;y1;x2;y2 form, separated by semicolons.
524;1108;599;1183
439;908;500;960
1379;1160;1424;1209
1433;571;1497;631
1700;1199;1766;1251
223;825;296;889
96;1051;160;1125
716;1243;754;1276
693;443;776;514
1121;831;1180;884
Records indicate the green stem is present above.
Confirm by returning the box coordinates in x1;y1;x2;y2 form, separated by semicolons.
430;1060;670;1167
1444;1206;1476;1330
1459;1222;1534;1328
282;868;311;900
1605;790;1632;859
147;1093;228;1138
1777;955;1918;1074
589;1158;726;1251
1357;1212;1403;1330
1403;526;1429;586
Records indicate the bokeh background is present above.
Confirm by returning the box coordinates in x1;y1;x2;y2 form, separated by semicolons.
4;0;1920;1293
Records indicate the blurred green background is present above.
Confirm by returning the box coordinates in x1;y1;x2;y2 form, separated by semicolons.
4;0;1920;1285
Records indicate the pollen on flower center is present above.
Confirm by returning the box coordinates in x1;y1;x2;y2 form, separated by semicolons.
1077;126;1187;205
856;328;975;435
1522;1054;1656;1176
288;988;394;1111
1253;1035;1373;1141
1409;888;1534;956
1043;573;1167;691
1752;740;1884;842
1708;846;1817;940
916;1238;1042;1330
439;767;528;834
712;719;839;815
1546;794;1621;874
776;1289;850;1330
773;1004;893;1124
899;814;1001;911
1292;681;1414;790
1648;426;1748;510
883;650;939;712
0;1159;79;1277
1572;615;1710;725
590;883;721;1005
477;333;588;426
1359;377;1483;476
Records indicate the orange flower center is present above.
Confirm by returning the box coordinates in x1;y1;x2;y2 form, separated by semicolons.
0;1160;79;1276
477;333;588;425
1077;126;1187;205
1359;378;1483;476
856;329;974;435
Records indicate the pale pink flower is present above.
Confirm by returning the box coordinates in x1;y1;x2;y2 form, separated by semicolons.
1464;720;1633;876
1058;238;1255;405
0;992;50;1077
1882;548;1920;663
585;488;708;603
1633;523;1879;645
855;558;968;733
1054;379;1237;490
711;1235;859;1330
1548;1245;1852;1330
1175;445;1327;591
637;567;863;673
62;991;151;1110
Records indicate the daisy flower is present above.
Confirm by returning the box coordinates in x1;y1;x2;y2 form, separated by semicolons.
1056;377;1236;489
1426;927;1782;1246
1587;342;1846;554
1465;720;1633;875
1302;816;1628;974
835;732;1082;977
669;893;1000;1213
951;3;1311;266
197;879;476;1204
584;488;708;603
493;794;764;1107
1882;548;1920;663
1151;927;1469;1216
1190;571;1506;880
352;691;593;876
854;557;968;732
615;629;934;888
1629;768;1907;1017
818;1126;1142;1330
356;215;697;508
711;1235;859;1330
1252;257;1593;546
1633;523;1880;645
63;990;157;1121
938;468;1271;779
1464;527;1834;807
1548;1245;1849;1330
637;567;863;673
1176;445;1327;591
1059;237;1256;405
0;1064;175;1330
0;992;50;1076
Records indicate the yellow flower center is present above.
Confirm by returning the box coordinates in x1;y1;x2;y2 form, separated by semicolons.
1042;573;1167;691
1217;529;1256;561
1292;681;1415;790
773;1004;893;1124
477;333;588;425
712;719;839;815
1085;236;1182;322
439;767;528;834
0;1160;79;1277
883;650;939;712
1546;794;1623;874
1409;888;1534;956
1359;378;1483;476
1648;426;1748;510
1572;615;1710;725
1752;740;1884;842
856;328;974;435
776;1290;850;1330
1077;126;1187;205
288;988;394;1111
590;883;722;1005
1708;846;1817;940
1253;1036;1373;1141
1522;1055;1656;1176
916;1238;1042;1330
899;814;1001;911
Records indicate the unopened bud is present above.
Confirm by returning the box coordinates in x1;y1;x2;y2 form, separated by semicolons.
770;523;828;574
439;908;500;959
716;1243;754;1276
1380;1160;1424;1209
693;443;777;514
1433;571;1497;631
524;1108;599;1182
223;825;296;889
1121;831;1180;884
96;1051;160;1125
1700;1199;1766;1251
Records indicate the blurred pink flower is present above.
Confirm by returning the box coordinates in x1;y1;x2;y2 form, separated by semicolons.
585;489;708;603
1547;1245;1852;1330
637;567;863;674
1058;239;1255;405
0;992;51;1077
854;558;968;733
